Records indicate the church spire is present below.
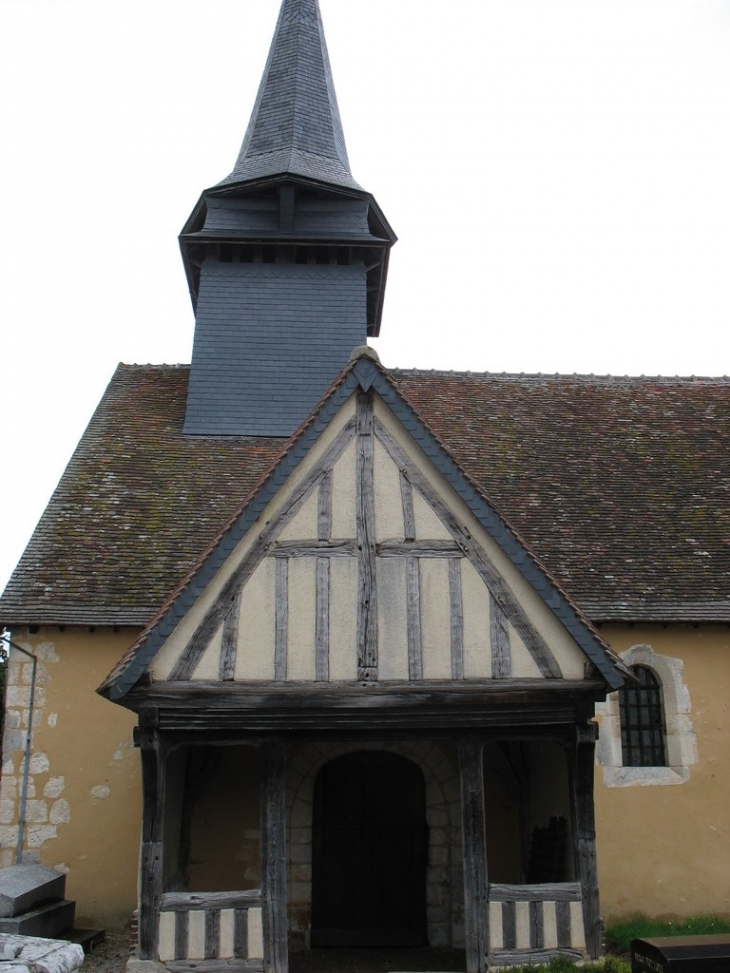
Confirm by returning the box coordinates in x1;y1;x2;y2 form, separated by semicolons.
180;0;396;438
220;0;360;191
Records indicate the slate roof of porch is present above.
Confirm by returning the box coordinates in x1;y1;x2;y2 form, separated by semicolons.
1;363;729;626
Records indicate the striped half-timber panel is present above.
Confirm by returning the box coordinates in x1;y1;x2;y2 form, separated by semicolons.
157;891;263;968
487;883;586;964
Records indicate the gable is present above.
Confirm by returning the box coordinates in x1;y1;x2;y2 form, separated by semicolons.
147;387;600;689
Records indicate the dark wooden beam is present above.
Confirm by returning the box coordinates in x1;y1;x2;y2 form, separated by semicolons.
261;742;288;973
356;392;377;680
137;718;167;960
570;722;601;959
459;738;489;973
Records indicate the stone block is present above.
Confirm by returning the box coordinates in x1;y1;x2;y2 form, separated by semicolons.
0;933;83;973
0;865;66;918
0;900;75;938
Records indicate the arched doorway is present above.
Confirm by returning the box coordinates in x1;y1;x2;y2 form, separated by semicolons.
311;751;429;947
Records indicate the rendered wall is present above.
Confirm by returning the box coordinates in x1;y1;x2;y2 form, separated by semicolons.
1;626;142;929
594;623;730;922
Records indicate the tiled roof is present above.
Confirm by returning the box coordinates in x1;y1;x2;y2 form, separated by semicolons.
2;366;729;627
0;366;284;626
392;370;730;621
217;0;360;192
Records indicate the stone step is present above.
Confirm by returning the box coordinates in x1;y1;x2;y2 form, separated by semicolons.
0;866;66;918
0;900;76;940
60;928;106;954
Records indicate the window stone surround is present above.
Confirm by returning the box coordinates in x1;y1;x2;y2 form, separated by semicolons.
595;643;698;787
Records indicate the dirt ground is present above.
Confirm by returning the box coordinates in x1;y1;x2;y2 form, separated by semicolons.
81;934;466;973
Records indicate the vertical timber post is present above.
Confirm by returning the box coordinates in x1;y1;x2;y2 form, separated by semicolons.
261;741;288;973
571;721;601;959
136;711;166;960
459;737;489;973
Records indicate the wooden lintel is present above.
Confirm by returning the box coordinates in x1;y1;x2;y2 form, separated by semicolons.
377;540;464;557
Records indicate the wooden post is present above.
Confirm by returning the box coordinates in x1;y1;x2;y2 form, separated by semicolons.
136;712;166;960
570;722;601;959
261;741;288;973
459;738;489;973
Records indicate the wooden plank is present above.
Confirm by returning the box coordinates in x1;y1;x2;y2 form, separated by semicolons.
491;949;583;967
318;470;332;541
315;557;330;681
271;540;356;558
274;559;288;682
555;900;571;948
490;594;511;679
220;591;241;682
373;419;562;679
502;901;516;949
377;541;464;557
161;892;263;911
488;883;582;902
166;961;263;973
449;558;464;680
571;722;600;959
175;910;189;960
138;727;166;960
356;393;377;679
400;470;416;541
406;557;423;681
206;910;221;960
261;742;288;973
459;738;489;973
530;901;544;950
233;909;249;958
170;418;356;681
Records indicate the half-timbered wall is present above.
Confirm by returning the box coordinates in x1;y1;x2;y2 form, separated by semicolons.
150;391;588;689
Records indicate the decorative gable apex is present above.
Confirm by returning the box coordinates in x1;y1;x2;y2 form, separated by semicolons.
100;350;625;703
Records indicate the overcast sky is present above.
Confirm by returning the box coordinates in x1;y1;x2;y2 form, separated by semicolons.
1;0;729;595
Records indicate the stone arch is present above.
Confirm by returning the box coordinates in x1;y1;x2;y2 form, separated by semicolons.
286;740;463;949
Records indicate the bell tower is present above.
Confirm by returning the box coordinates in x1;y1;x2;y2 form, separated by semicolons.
180;0;396;436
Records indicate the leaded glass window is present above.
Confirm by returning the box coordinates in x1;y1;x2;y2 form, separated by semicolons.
619;665;667;767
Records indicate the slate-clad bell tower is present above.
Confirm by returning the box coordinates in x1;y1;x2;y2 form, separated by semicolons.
180;0;396;437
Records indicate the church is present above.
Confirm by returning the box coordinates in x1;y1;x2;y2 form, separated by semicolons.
1;0;728;970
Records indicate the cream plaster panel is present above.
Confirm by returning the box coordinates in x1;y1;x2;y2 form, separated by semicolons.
236;559;276;680
248;908;264;959
515;900;530;949
373;398;589;679
420;559;452;680
543;901;558;949
329;558;358;680
489;902;504;950
508;623;543;679
219;909;235;958
158;912;175;962
287;560;317;680
148;396;356;673
461;560;491;678
373;438;404;541
330;438;357;539
377;558;409;680
277;490;318;542
570;901;586;948
188;909;206;959
191;625;223;681
413;490;451;541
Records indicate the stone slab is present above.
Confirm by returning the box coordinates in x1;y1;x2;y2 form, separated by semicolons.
0;901;75;940
0;867;66;919
0;933;84;973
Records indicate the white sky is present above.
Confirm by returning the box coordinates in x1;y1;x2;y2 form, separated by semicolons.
1;0;729;594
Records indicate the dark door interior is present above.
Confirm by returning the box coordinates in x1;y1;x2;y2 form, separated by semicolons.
311;751;429;947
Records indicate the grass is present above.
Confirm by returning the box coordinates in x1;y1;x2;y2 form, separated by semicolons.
605;913;730;955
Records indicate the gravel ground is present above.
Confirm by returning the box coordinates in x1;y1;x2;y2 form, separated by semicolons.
78;936;466;973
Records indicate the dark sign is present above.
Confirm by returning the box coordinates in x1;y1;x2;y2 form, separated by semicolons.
632;935;730;973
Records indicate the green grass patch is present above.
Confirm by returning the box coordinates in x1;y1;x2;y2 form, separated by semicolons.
605;914;730;955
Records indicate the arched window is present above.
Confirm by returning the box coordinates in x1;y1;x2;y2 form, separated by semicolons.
619;665;667;767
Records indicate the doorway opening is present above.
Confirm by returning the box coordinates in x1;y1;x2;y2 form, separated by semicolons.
311;751;429;947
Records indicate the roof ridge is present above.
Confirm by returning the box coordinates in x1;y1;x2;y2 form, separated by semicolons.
390;368;730;384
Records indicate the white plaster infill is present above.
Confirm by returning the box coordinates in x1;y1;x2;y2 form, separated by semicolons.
595;643;698;787
0;935;84;973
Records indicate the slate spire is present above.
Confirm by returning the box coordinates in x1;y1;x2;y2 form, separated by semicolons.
220;0;361;191
180;0;396;438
